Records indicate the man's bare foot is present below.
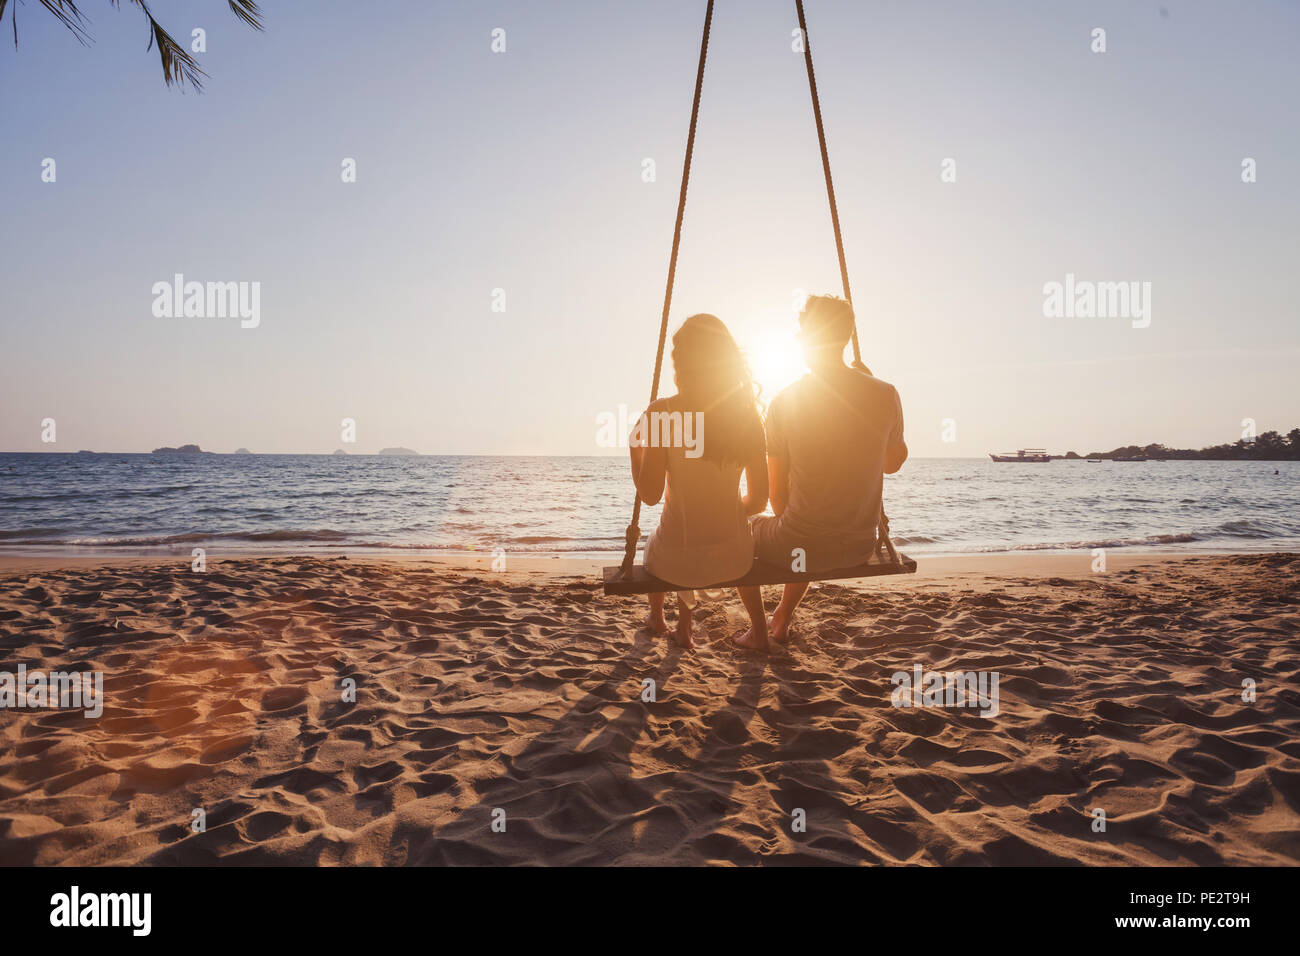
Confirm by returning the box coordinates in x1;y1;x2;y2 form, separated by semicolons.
646;611;669;636
769;608;794;644
731;625;768;651
673;604;693;648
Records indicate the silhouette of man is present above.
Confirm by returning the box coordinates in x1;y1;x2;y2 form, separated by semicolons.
738;295;907;648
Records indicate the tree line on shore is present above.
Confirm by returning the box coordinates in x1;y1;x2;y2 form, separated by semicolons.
1060;428;1300;460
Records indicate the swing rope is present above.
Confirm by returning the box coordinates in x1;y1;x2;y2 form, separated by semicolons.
793;0;898;564
619;0;899;580
795;0;862;369
620;0;714;578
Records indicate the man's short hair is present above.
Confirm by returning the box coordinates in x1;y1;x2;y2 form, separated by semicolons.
799;294;854;350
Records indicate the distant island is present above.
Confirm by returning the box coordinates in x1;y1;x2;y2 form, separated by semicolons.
151;444;210;455
1062;428;1300;461
378;447;419;456
233;448;252;455
332;449;349;456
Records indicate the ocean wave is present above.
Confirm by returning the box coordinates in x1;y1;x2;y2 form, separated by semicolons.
320;539;626;553
0;523;1292;555
953;533;1204;553
0;484;202;504
48;529;355;547
1213;519;1287;538
0;528;67;540
0;529;628;554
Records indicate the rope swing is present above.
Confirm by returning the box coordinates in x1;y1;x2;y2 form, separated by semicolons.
619;0;715;580
607;0;911;594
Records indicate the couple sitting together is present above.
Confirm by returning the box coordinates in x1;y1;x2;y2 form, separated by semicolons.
628;294;908;651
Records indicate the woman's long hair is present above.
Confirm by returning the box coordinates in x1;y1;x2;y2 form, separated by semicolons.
670;313;764;467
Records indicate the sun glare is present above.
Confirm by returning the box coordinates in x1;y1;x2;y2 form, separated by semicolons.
746;330;806;398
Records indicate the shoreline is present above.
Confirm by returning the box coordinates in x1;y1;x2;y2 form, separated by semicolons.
0;548;1286;579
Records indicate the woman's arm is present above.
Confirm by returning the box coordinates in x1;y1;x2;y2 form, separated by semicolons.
633;445;667;505
629;406;667;506
767;454;790;517
741;447;769;516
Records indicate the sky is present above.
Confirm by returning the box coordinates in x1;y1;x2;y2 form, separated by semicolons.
1;0;1297;457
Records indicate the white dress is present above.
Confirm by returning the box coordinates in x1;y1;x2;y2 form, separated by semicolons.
644;448;754;600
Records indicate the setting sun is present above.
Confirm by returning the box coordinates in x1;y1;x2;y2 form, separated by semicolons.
745;328;807;398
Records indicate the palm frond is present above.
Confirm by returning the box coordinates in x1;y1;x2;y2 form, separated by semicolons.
39;0;89;42
114;0;207;89
227;0;262;31
5;0;261;88
4;0;94;47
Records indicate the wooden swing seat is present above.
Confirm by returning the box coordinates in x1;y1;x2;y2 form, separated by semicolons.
602;550;916;596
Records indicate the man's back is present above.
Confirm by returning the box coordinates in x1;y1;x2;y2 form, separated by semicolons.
763;366;905;568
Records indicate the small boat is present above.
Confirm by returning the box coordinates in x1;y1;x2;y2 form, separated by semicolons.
1114;455;1148;462
989;448;1051;463
1086;459;1103;463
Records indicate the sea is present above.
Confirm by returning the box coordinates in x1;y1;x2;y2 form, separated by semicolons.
1;453;1297;559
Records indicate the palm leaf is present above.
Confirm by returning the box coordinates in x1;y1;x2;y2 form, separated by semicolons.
113;0;206;89
3;0;92;47
38;0;89;41
4;0;263;88
226;0;261;30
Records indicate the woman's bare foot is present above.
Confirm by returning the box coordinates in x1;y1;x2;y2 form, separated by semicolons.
646;611;669;635
731;625;768;651
673;604;693;648
769;607;794;644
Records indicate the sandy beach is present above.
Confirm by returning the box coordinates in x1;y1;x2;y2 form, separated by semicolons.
1;550;1297;866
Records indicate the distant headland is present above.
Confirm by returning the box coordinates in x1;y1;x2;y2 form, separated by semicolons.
1066;428;1300;461
151;444;211;455
377;447;419;456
